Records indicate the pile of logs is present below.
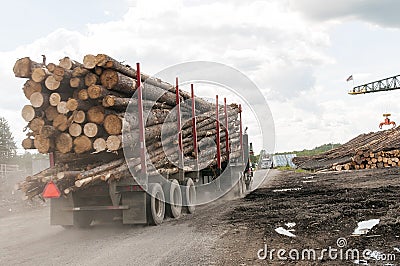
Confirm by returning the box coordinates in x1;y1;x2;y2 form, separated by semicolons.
14;54;242;199
293;126;400;171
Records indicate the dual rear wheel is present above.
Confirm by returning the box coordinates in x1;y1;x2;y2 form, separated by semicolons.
147;178;196;225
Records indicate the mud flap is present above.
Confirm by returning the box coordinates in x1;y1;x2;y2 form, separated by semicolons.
50;195;74;226
122;192;147;224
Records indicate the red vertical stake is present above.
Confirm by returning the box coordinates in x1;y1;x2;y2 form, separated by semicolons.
239;104;244;162
137;63;147;174
224;97;229;159
49;152;55;167
176;78;184;170
216;95;221;170
191;84;198;167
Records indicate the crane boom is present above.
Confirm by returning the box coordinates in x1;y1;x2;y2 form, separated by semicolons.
348;74;400;95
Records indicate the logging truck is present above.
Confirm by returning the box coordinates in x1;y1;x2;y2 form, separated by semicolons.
22;58;254;227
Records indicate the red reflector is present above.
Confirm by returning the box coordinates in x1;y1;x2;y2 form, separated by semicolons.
43;181;61;198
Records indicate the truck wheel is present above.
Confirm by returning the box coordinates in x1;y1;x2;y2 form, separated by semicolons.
73;211;92;228
164;179;182;218
147;183;165;226
182;178;196;214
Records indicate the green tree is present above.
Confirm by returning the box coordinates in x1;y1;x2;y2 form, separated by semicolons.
0;117;17;163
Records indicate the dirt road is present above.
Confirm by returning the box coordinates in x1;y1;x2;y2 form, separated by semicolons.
0;170;272;266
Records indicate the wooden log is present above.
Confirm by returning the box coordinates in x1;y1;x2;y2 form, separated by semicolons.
22;80;42;100
69;123;82;137
53;114;68;131
100;69;136;94
29;117;45;133
49;93;62;107
93;138;107;153
106;135;122;151
55;133;73;154
88;84;124;100
46;63;56;72
83;123;103;138
66;98;91;112
58;57;76;70
22;138;34;149
45;106;58;121
69;77;85;89
75;174;103;188
103;114;122;135
45;75;61;91
87;106;105;124
73;135;92;154
83;54;97;69
13;57;43;78
30;92;49;108
73;110;86;124
77;89;89;101
57;101;69;114
94;54;213;112
34;135;51;153
84;72;99;87
77;158;124;179
72;66;90;78
21;105;42;122
32;68;50;83
56;171;81;180
40;125;56;138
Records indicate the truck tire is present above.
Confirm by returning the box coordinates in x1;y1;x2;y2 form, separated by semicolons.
74;211;92;228
164;179;182;218
182;178;196;214
147;183;165;226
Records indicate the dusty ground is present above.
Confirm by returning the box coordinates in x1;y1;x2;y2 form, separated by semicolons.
210;168;400;265
1;169;399;265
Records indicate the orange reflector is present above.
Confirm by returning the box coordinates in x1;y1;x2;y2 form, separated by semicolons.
42;181;61;198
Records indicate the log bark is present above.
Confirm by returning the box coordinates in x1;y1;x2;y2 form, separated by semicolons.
13;57;43;78
22;80;42;100
100;69;136;94
77;158;124;179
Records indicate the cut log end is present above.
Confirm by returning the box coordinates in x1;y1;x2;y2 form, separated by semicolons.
56;133;73;154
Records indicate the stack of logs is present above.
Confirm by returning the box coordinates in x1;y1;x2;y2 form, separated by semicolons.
15;54;242;199
293;126;400;172
332;150;400;171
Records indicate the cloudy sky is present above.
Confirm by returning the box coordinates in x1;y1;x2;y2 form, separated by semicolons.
1;0;400;154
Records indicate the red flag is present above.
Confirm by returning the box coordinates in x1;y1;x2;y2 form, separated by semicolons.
346;75;353;82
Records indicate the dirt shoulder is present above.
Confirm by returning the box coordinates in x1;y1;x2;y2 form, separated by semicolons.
211;169;400;265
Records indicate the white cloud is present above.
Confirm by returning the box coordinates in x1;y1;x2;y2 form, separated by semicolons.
2;0;397;154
